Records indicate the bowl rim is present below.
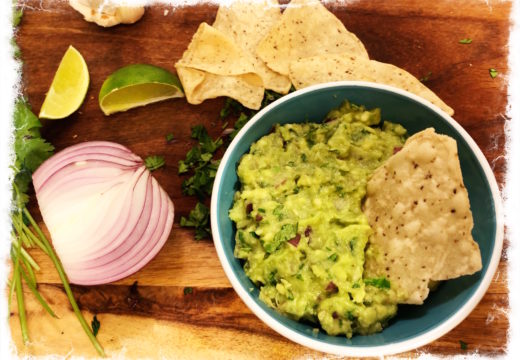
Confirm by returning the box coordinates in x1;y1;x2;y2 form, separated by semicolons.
210;81;504;357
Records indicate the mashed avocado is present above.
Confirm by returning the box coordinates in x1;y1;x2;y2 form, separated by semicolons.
229;101;407;337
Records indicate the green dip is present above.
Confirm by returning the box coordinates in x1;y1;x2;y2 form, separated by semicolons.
229;101;407;337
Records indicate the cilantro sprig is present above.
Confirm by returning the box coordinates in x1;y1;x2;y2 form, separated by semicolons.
12;99;54;205
10;25;105;354
10;100;105;356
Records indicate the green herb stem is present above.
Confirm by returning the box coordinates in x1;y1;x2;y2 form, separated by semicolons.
13;213;50;254
23;208;106;357
21;221;49;255
14;239;29;344
19;266;57;319
12;216;32;248
11;236;40;271
7;278;15;317
20;231;32;248
20;255;37;289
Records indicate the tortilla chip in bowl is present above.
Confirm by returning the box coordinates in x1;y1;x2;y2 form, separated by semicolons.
211;81;502;356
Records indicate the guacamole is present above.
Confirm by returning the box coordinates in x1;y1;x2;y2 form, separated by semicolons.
229;101;407;337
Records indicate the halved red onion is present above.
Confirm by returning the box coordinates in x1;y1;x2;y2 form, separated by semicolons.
33;141;174;285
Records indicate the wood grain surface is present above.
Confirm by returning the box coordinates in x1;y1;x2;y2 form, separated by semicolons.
9;0;510;357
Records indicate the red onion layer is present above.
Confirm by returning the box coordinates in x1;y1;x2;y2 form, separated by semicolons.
32;141;174;285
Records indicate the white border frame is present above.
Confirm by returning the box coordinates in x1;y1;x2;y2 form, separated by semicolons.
210;81;504;357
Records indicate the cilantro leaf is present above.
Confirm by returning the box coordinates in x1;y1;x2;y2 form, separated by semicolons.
459;340;468;350
489;68;498;79
179;125;222;199
191;125;223;154
261;89;287;108
165;133;174;143
11;38;21;60
459;38;472;44
181;160;219;199
221;90;289;140
178;146;202;174
183;287;193;295
265;223;297;253
12;99;54;206
91;315;100;337
419;71;432;82
15;137;54;173
364;277;391;289
328;253;338;262
144;155;165;171
180;202;211;240
229;113;249;139
14;99;41;134
12;1;23;27
220;98;244;119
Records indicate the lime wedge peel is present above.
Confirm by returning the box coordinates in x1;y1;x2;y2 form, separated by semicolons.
39;45;90;119
99;64;184;116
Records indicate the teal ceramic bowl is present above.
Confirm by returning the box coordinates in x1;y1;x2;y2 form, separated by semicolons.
211;82;503;356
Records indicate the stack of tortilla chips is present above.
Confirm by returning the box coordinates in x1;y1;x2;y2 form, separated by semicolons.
176;0;453;113
175;0;289;110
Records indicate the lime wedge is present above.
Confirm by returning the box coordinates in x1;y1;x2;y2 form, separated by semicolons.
99;64;184;115
39;45;90;119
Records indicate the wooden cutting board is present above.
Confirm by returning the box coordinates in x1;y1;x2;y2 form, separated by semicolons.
10;0;510;357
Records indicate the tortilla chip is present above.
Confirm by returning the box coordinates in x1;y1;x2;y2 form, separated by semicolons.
256;0;368;77
363;128;482;305
176;66;265;109
213;0;292;94
289;54;454;116
175;22;264;109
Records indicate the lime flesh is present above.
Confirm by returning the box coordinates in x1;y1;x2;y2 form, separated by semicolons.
99;64;184;115
39;45;90;119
